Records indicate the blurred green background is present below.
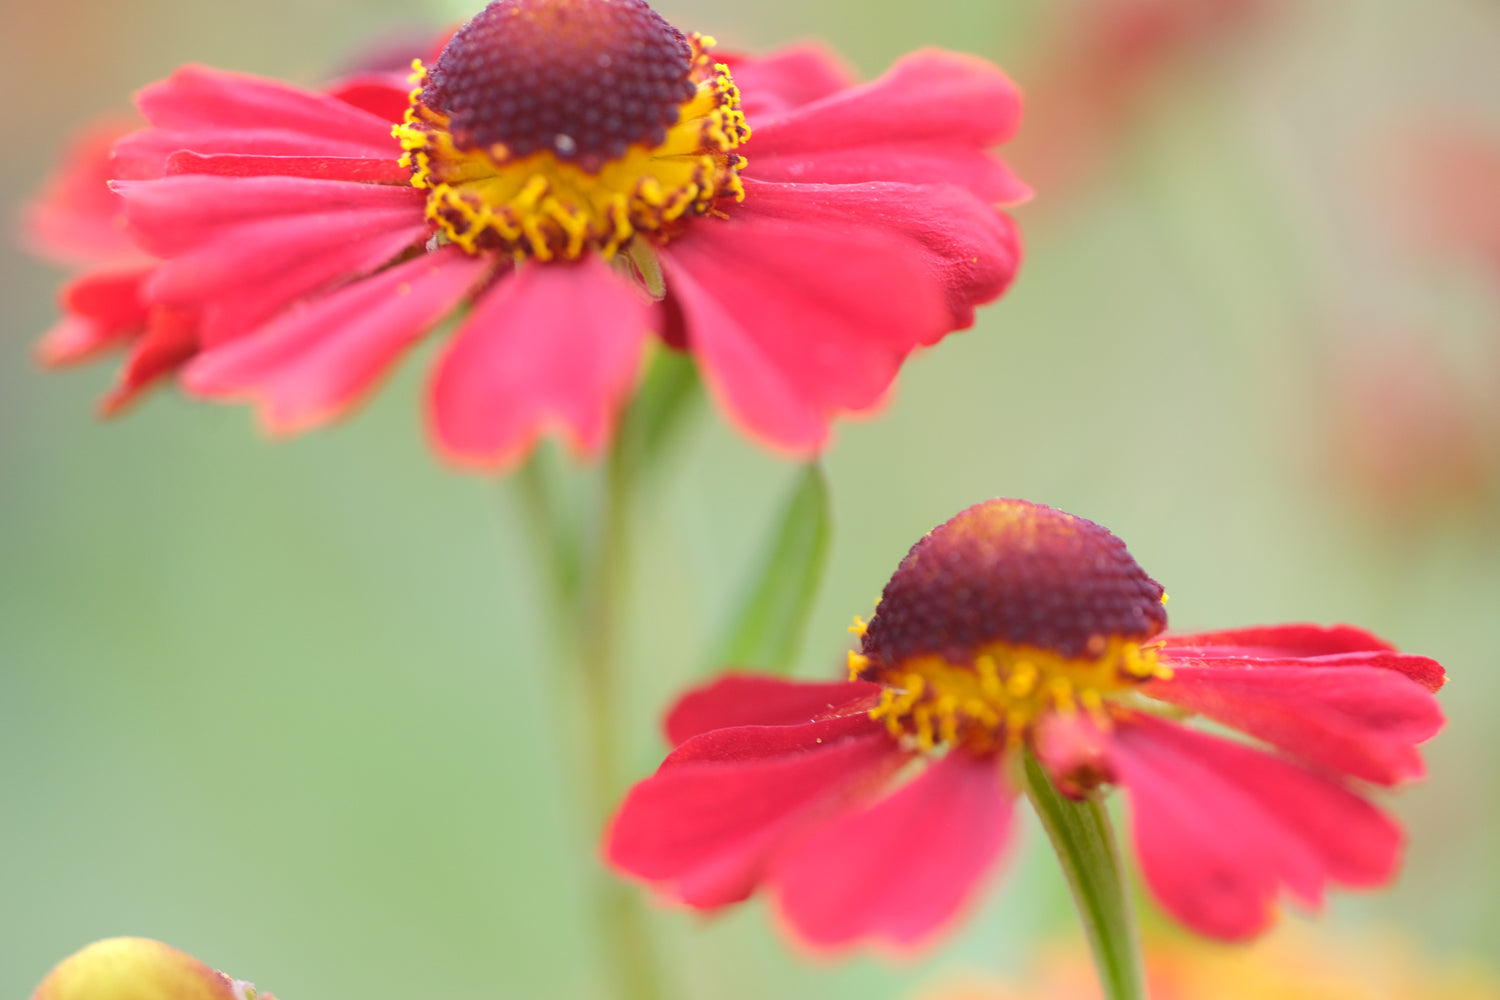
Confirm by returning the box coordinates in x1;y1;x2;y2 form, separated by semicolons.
3;0;1499;996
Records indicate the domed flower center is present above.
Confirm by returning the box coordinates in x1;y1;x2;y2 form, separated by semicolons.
847;499;1172;752
393;0;749;262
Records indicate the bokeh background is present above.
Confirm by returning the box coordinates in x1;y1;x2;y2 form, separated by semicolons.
3;0;1499;996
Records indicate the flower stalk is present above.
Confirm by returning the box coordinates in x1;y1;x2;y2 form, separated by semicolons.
1021;750;1144;1000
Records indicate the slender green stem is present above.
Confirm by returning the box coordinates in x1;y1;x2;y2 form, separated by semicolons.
576;440;668;1000
513;351;696;1000
1021;751;1144;1000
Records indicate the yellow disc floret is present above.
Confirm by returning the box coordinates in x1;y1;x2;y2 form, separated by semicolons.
858;637;1172;753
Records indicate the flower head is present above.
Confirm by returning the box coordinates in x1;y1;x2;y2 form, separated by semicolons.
30;937;273;1000
27;0;1026;468
606;499;1447;950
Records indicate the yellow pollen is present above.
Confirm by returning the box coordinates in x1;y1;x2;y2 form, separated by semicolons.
866;637;1170;752
846;650;871;680
392;36;749;262
848;615;869;637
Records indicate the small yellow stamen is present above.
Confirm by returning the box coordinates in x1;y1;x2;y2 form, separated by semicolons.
846;650;871;680
864;636;1165;752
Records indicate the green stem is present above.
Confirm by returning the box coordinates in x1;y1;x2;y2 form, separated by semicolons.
1021;751;1144;1000
514;350;696;1000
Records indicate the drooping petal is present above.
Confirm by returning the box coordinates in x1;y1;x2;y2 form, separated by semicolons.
771;750;1014;950
1146;664;1444;785
36;269;152;365
664;674;880;746
721;44;857;121
30;937;240;1000
184;247;487;433
1161;624;1446;693
428;256;651;469
606;715;904;909
659;214;948;453
1110;714;1402;942
25;118;142;267
743;50;1029;203
738;177;1021;334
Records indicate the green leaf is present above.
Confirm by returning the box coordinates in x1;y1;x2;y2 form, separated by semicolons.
717;463;832;674
1021;751;1145;1000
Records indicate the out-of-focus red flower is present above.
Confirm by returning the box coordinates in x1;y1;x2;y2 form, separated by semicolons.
1324;331;1497;523
25;0;1026;470
29;937;274;1000
606;499;1446;951
1397;129;1500;279
1009;0;1271;199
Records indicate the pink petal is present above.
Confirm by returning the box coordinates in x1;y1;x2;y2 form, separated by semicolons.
721;44;857;121
183;247;486;433
37;269;152;365
606;715;903;908
1110;715;1403;942
738;177;1021;334
428;257;652;469
24;117;143;267
1144;665;1443;785
135;64;400;155
663;674;880;746
100;307;200;415
743;50;1028;202
659;214;947;453
1162;624;1445;693
771;751;1014;950
113;174;425;256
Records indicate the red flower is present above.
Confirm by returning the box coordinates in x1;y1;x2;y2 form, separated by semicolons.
27;0;1026;468
605;499;1446;950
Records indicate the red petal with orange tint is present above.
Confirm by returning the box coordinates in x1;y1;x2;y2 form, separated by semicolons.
1111;715;1402;942
739;177;1021;334
184;247;486;433
1145;664;1444;785
100;307;200;415
606;715;902;908
663;674;879;746
771;751;1013;950
428;257;651;469
659;214;947;453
